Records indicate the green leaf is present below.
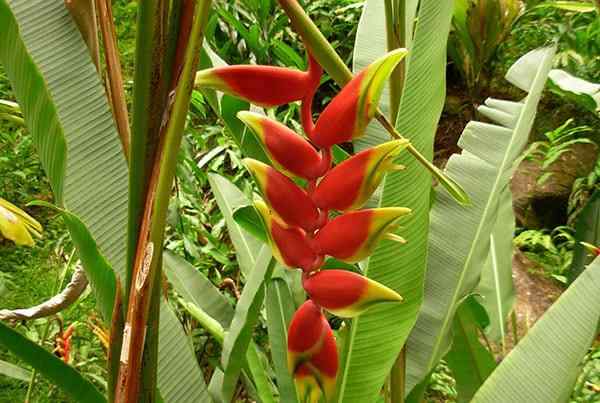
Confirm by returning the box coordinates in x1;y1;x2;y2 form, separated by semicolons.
163;250;234;327
445;297;496;403
569;190;600;281
0;359;31;382
473;256;600;402
245;342;277;403
265;278;298;403
157;299;212;403
232;205;268;244
353;0;419;150
539;1;598;12
336;1;453;401
548;69;600;115
477;188;516;342
405;47;555;391
208;173;264;276
209;248;275;403
0;0;128;313
0;322;106;403
30;201;116;322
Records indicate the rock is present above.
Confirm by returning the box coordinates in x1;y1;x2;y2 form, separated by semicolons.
511;142;598;228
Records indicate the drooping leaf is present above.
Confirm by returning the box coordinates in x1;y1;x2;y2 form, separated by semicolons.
569;190;600;281
405;47;556;391
476;188;516;341
445;297;496;403
0;322;105;403
157;299;212;403
0;359;31;382
0;0;128;315
336;1;454;401
548;69;600;115
163;250;234;327
209;248;275;403
473;256;600;402
208;173;263;276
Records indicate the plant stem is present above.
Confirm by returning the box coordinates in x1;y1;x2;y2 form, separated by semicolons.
384;0;405;125
511;310;519;346
64;0;101;70
95;0;131;158
114;1;211;401
390;347;406;403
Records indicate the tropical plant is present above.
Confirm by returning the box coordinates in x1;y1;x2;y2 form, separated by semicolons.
448;0;521;98
524;118;595;185
2;1;600;403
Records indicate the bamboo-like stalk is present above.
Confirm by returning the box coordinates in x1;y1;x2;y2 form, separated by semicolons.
95;0;131;158
114;1;211;401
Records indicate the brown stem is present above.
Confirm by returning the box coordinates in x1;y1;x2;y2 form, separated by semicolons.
65;0;101;70
95;0;131;158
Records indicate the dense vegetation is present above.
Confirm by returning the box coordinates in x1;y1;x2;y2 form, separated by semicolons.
1;0;599;402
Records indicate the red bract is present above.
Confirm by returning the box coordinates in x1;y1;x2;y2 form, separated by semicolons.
303;270;403;317
314;208;411;263
244;158;323;232
194;52;322;108
238;111;330;180
312;139;408;211
254;200;323;272
310;49;407;147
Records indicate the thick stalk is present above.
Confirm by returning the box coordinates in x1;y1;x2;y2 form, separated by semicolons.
386;3;407;401
277;0;469;205
114;1;211;401
126;0;169;305
95;0;131;158
390;348;406;403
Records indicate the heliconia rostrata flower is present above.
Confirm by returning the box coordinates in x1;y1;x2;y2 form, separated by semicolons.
196;19;410;400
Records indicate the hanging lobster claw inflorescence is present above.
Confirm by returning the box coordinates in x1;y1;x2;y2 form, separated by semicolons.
196;30;410;403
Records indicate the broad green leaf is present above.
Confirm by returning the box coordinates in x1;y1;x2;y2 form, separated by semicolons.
337;1;453;401
473;256;600;402
208;173;263;276
163;250;234;327
445;297;496;403
233;205;268;244
477;188;516;342
265;278;298;403
158;299;212;403
209;248;274;403
405;47;556;391
0;359;31;382
245;342;277;403
0;0;128;313
569;190;600;281
353;0;419;151
0;322;105;403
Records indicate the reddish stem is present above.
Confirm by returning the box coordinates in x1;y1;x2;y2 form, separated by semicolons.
300;52;322;139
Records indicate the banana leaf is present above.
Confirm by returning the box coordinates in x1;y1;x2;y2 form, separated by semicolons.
405;47;556;391
476;188;516;341
472;256;600;402
337;1;454;401
0;0;128;321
